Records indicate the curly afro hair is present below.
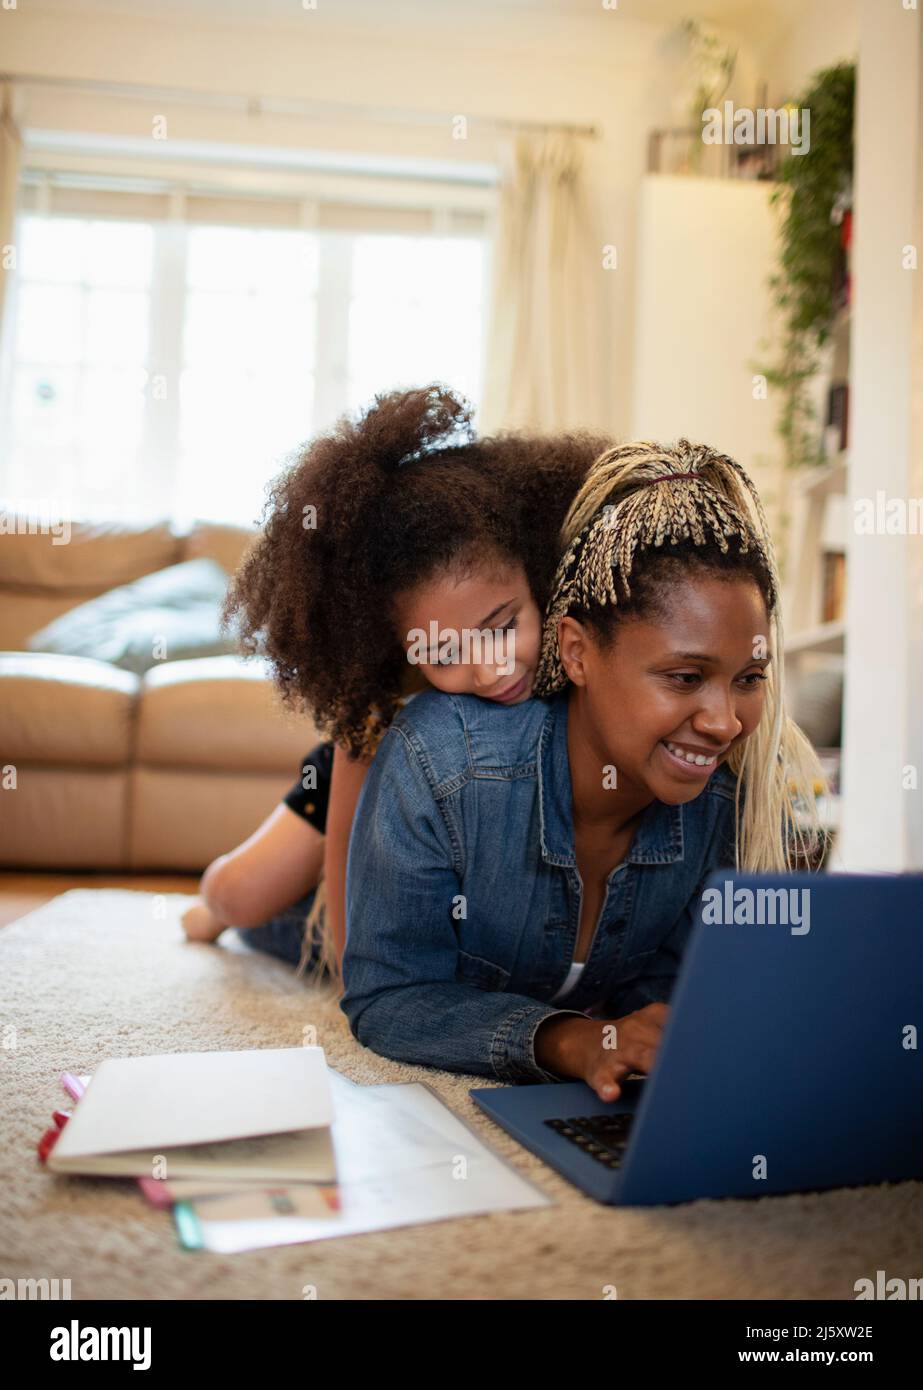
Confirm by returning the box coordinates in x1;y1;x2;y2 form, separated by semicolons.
223;384;609;756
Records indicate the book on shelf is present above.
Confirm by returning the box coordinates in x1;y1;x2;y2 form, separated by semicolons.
822;551;846;624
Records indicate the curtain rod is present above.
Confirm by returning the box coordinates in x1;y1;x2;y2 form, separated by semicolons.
0;72;599;140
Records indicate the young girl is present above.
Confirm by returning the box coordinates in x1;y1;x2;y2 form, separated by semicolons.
338;440;827;1099
181;385;608;974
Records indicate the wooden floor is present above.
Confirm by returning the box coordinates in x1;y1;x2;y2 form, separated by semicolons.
0;871;200;928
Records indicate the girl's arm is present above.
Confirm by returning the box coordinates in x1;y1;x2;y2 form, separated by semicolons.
196;803;325;930
323;744;373;968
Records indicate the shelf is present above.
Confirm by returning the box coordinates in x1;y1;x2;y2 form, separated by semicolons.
795;793;841;834
785;620;845;656
792;453;848;500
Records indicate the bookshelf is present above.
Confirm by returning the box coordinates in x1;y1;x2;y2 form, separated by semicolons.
782;308;850;848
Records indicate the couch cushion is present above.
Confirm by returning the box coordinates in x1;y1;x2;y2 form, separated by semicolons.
0;591;99;653
26;558;235;675
128;767;293;870
182;522;255;576
0;517;183;594
0;652;138;764
0;766;129;867
136;654;317;771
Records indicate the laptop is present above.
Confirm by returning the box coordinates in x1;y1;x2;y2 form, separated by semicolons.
470;872;923;1205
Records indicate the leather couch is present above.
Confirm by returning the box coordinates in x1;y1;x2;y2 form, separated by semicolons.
0;518;318;870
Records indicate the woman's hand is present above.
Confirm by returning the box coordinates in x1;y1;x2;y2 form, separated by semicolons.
534;1004;670;1101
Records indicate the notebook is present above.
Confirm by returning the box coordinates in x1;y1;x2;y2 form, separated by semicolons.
47;1047;335;1182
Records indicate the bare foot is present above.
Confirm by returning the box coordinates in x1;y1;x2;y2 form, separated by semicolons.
182;900;228;943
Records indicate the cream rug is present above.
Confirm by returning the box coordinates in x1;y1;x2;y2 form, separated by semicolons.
1;889;919;1301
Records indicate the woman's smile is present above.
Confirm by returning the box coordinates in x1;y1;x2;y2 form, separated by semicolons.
658;737;724;779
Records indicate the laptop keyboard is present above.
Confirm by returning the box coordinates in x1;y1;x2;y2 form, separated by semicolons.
545;1113;635;1169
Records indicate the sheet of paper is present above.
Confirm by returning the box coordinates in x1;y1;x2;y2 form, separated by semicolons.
177;1081;550;1253
329;1081;479;1183
49;1047;332;1163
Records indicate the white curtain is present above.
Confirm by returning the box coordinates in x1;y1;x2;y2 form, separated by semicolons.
480;131;603;434
0;83;22;344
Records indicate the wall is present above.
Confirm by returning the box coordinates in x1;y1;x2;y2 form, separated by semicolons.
910;10;923;871
840;0;920;871
759;0;859;103
631;174;783;531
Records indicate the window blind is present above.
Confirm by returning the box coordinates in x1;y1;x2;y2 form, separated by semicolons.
18;175;490;236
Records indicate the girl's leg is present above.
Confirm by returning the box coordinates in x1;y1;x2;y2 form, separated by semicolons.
235;893;313;965
236;890;331;978
183;803;325;942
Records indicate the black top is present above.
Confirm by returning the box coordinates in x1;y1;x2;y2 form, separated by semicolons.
283;741;335;834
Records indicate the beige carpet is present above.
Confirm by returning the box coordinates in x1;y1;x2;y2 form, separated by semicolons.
1;889;920;1301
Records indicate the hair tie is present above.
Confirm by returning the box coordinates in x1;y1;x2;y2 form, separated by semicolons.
637;470;701;488
396;428;475;469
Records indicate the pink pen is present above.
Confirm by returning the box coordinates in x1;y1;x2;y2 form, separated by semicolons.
60;1072;86;1102
59;1068;171;1208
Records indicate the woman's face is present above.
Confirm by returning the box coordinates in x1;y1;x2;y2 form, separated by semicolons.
559;575;771;806
394;559;542;704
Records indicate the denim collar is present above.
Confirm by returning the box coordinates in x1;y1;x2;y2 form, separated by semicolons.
537;690;685;868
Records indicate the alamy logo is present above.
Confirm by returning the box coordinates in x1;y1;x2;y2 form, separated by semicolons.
49;1320;151;1369
0;504;71;546
0;1276;71;1299
701;881;811;935
854;1270;922;1300
702;101;811;156
853;491;923;535
405;622;515;674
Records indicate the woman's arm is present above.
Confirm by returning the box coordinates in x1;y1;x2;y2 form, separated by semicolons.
323;745;372;968
340;725;586;1082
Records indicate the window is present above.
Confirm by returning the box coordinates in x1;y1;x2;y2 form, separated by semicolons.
347;233;486;414
5;216;153;515
177;225;319;526
1;211;490;526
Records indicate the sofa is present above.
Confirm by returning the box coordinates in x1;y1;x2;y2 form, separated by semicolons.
0;517;318;870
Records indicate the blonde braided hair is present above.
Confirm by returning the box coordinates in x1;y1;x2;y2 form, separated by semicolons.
534;440;827;875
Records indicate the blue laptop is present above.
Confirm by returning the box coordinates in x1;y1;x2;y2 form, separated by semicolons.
470;872;923;1205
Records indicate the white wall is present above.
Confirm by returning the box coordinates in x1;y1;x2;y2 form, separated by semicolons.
840;0;921;871
759;0;859;103
631;174;783;531
910;15;923;872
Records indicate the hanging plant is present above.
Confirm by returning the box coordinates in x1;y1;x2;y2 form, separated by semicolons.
676;18;737;170
679;18;737;119
760;61;855;468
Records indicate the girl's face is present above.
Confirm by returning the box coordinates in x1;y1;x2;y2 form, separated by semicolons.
394;559;542;704
560;575;771;806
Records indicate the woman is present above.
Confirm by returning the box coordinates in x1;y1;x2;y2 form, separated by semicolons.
339;440;827;1100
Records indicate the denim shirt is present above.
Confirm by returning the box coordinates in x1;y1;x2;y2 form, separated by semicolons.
341;687;740;1083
